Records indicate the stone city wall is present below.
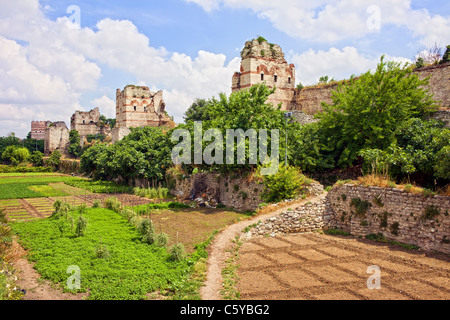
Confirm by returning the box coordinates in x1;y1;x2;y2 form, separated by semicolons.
250;184;450;255
170;172;324;212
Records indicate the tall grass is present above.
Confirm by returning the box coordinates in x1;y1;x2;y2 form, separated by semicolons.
133;187;170;199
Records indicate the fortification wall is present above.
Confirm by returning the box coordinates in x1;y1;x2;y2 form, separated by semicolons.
44;122;70;156
415;62;450;108
170;172;324;212
232;39;296;110
290;62;450;121
251;184;450;255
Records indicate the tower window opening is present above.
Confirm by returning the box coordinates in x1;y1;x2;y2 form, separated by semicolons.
261;73;264;81
134;106;137;111
274;75;278;82
288;77;291;84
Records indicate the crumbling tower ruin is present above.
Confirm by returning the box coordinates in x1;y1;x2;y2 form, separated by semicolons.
115;85;173;128
232;38;296;110
30;121;46;140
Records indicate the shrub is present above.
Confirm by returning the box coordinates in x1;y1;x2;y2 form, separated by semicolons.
122;208;137;222
260;164;307;203
95;238;110;259
138;219;156;244
155;233;169;248
350;198;372;217
104;197;121;213
169;243;186;262
373;195;384;207
379;211;390;228
422;206;440;220
92;200;100;208
0;209;7;224
324;228;350;236
75;215;88;237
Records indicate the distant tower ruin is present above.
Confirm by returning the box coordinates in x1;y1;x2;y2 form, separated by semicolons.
115;85;173;128
30;121;46;140
113;85;175;142
232;38;296;110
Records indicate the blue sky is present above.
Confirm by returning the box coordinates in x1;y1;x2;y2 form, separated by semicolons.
0;0;449;138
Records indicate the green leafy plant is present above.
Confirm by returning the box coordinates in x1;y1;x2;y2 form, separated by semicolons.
75;214;88;237
259;164;308;203
155;233;169;248
390;221;400;236
169;243;186;262
421;205;440;220
350;198;372;217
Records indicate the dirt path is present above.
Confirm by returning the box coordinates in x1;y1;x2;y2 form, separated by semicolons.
200;194;326;300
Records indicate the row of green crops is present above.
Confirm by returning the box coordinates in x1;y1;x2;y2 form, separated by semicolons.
10;207;208;300
0;175;133;199
0;183;70;199
63;179;133;194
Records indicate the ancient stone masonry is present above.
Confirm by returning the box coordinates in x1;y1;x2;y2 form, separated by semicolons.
232;39;296;111
415;62;450;108
115;85;174;129
251;184;450;255
170;172;324;212
30;121;46;140
327;184;450;254
44;121;70;156
71;107;111;137
251;196;330;237
70;107;112;147
232;40;450;127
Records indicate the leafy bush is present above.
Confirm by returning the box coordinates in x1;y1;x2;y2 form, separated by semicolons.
259;164;308;203
75;215;88;237
169;243;186;262
422;206;440;220
104;197;121;213
45;151;62;171
317;56;438;169
155;233;169;248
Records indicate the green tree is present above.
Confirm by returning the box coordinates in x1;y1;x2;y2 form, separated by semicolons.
46;150;62;171
68;130;81;158
316;56;438;169
29;151;44;167
359;118;450;183
177;83;289;174
2;146;29;166
183;98;212;123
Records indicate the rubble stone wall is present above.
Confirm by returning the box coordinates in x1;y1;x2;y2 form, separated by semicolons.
251;196;330;237
170;172;324;212
250;183;450;255
327;184;450;254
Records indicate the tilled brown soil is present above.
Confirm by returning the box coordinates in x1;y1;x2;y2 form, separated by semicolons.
237;232;450;300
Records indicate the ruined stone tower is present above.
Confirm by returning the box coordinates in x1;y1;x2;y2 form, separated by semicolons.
232;38;296;110
115;85;173;128
30;121;46;140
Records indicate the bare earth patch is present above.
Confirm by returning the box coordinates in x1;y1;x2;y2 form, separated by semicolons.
237;232;450;300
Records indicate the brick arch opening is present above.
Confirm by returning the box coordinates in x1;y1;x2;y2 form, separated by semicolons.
257;65;269;75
